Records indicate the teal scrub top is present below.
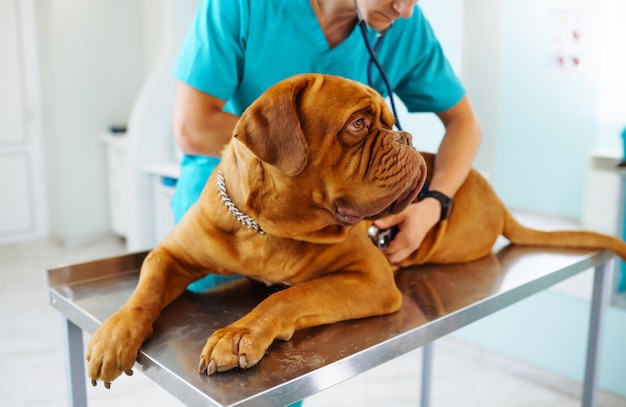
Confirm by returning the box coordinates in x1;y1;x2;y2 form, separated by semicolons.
171;0;465;222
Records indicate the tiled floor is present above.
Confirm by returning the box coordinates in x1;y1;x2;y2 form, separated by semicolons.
0;229;623;406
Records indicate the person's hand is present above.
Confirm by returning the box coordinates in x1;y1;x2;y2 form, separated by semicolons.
373;198;441;264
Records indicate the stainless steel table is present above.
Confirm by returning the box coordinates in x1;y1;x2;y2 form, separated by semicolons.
48;245;615;407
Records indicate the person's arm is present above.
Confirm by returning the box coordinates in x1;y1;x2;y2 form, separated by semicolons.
173;81;240;157
373;95;482;263
428;95;482;197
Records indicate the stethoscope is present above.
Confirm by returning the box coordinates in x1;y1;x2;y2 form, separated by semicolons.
354;0;403;130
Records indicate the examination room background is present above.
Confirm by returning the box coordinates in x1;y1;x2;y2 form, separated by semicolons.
1;0;625;402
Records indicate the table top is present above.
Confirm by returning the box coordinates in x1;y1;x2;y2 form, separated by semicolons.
47;244;614;407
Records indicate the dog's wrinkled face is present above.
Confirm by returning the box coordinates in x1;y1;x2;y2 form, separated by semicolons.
233;74;427;238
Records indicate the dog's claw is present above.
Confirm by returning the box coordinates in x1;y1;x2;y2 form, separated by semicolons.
124;369;133;376
91;379;97;387
104;381;111;389
208;360;217;375
240;354;248;368
198;359;217;375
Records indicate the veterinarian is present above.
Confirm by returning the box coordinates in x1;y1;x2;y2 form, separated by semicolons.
172;0;481;282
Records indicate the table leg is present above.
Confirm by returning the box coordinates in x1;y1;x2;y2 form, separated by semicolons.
62;316;88;407
582;260;613;407
420;342;433;407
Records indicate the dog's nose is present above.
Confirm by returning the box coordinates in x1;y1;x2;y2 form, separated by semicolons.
393;131;412;146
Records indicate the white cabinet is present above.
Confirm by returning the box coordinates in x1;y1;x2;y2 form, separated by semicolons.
582;149;621;235
101;132;129;237
144;163;179;244
101;129;179;244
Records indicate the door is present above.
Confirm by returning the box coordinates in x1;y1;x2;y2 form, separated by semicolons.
0;0;47;245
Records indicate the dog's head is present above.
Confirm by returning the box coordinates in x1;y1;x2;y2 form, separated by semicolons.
231;73;427;241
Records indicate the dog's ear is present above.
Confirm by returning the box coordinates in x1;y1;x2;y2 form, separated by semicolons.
234;77;309;176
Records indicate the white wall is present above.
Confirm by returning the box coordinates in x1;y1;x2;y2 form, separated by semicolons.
595;0;626;152
495;0;603;218
395;0;466;155
35;0;158;245
462;0;626;220
456;0;626;398
461;0;503;178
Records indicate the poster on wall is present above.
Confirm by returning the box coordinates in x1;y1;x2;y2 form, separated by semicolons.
551;7;593;74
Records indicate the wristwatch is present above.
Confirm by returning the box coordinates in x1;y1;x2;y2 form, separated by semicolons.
421;190;454;221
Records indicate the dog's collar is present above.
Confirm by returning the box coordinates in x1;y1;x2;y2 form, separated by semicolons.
217;171;266;234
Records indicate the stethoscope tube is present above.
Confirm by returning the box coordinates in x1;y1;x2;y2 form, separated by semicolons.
355;1;403;130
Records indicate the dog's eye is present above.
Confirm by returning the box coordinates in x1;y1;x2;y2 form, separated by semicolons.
340;113;372;146
352;118;368;130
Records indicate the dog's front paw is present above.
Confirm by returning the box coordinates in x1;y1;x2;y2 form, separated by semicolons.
198;326;273;375
86;310;152;388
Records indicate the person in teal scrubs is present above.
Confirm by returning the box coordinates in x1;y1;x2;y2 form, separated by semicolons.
172;0;482;404
173;0;481;286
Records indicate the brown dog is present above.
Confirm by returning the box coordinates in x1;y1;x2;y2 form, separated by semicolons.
87;73;626;387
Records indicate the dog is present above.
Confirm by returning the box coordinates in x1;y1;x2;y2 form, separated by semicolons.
87;73;626;387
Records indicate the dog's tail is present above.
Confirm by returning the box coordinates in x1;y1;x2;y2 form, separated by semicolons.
502;210;626;261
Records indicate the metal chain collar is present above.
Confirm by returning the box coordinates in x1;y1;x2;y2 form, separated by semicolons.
217;171;266;234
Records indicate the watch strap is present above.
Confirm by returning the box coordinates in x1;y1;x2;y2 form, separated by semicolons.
420;189;454;221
